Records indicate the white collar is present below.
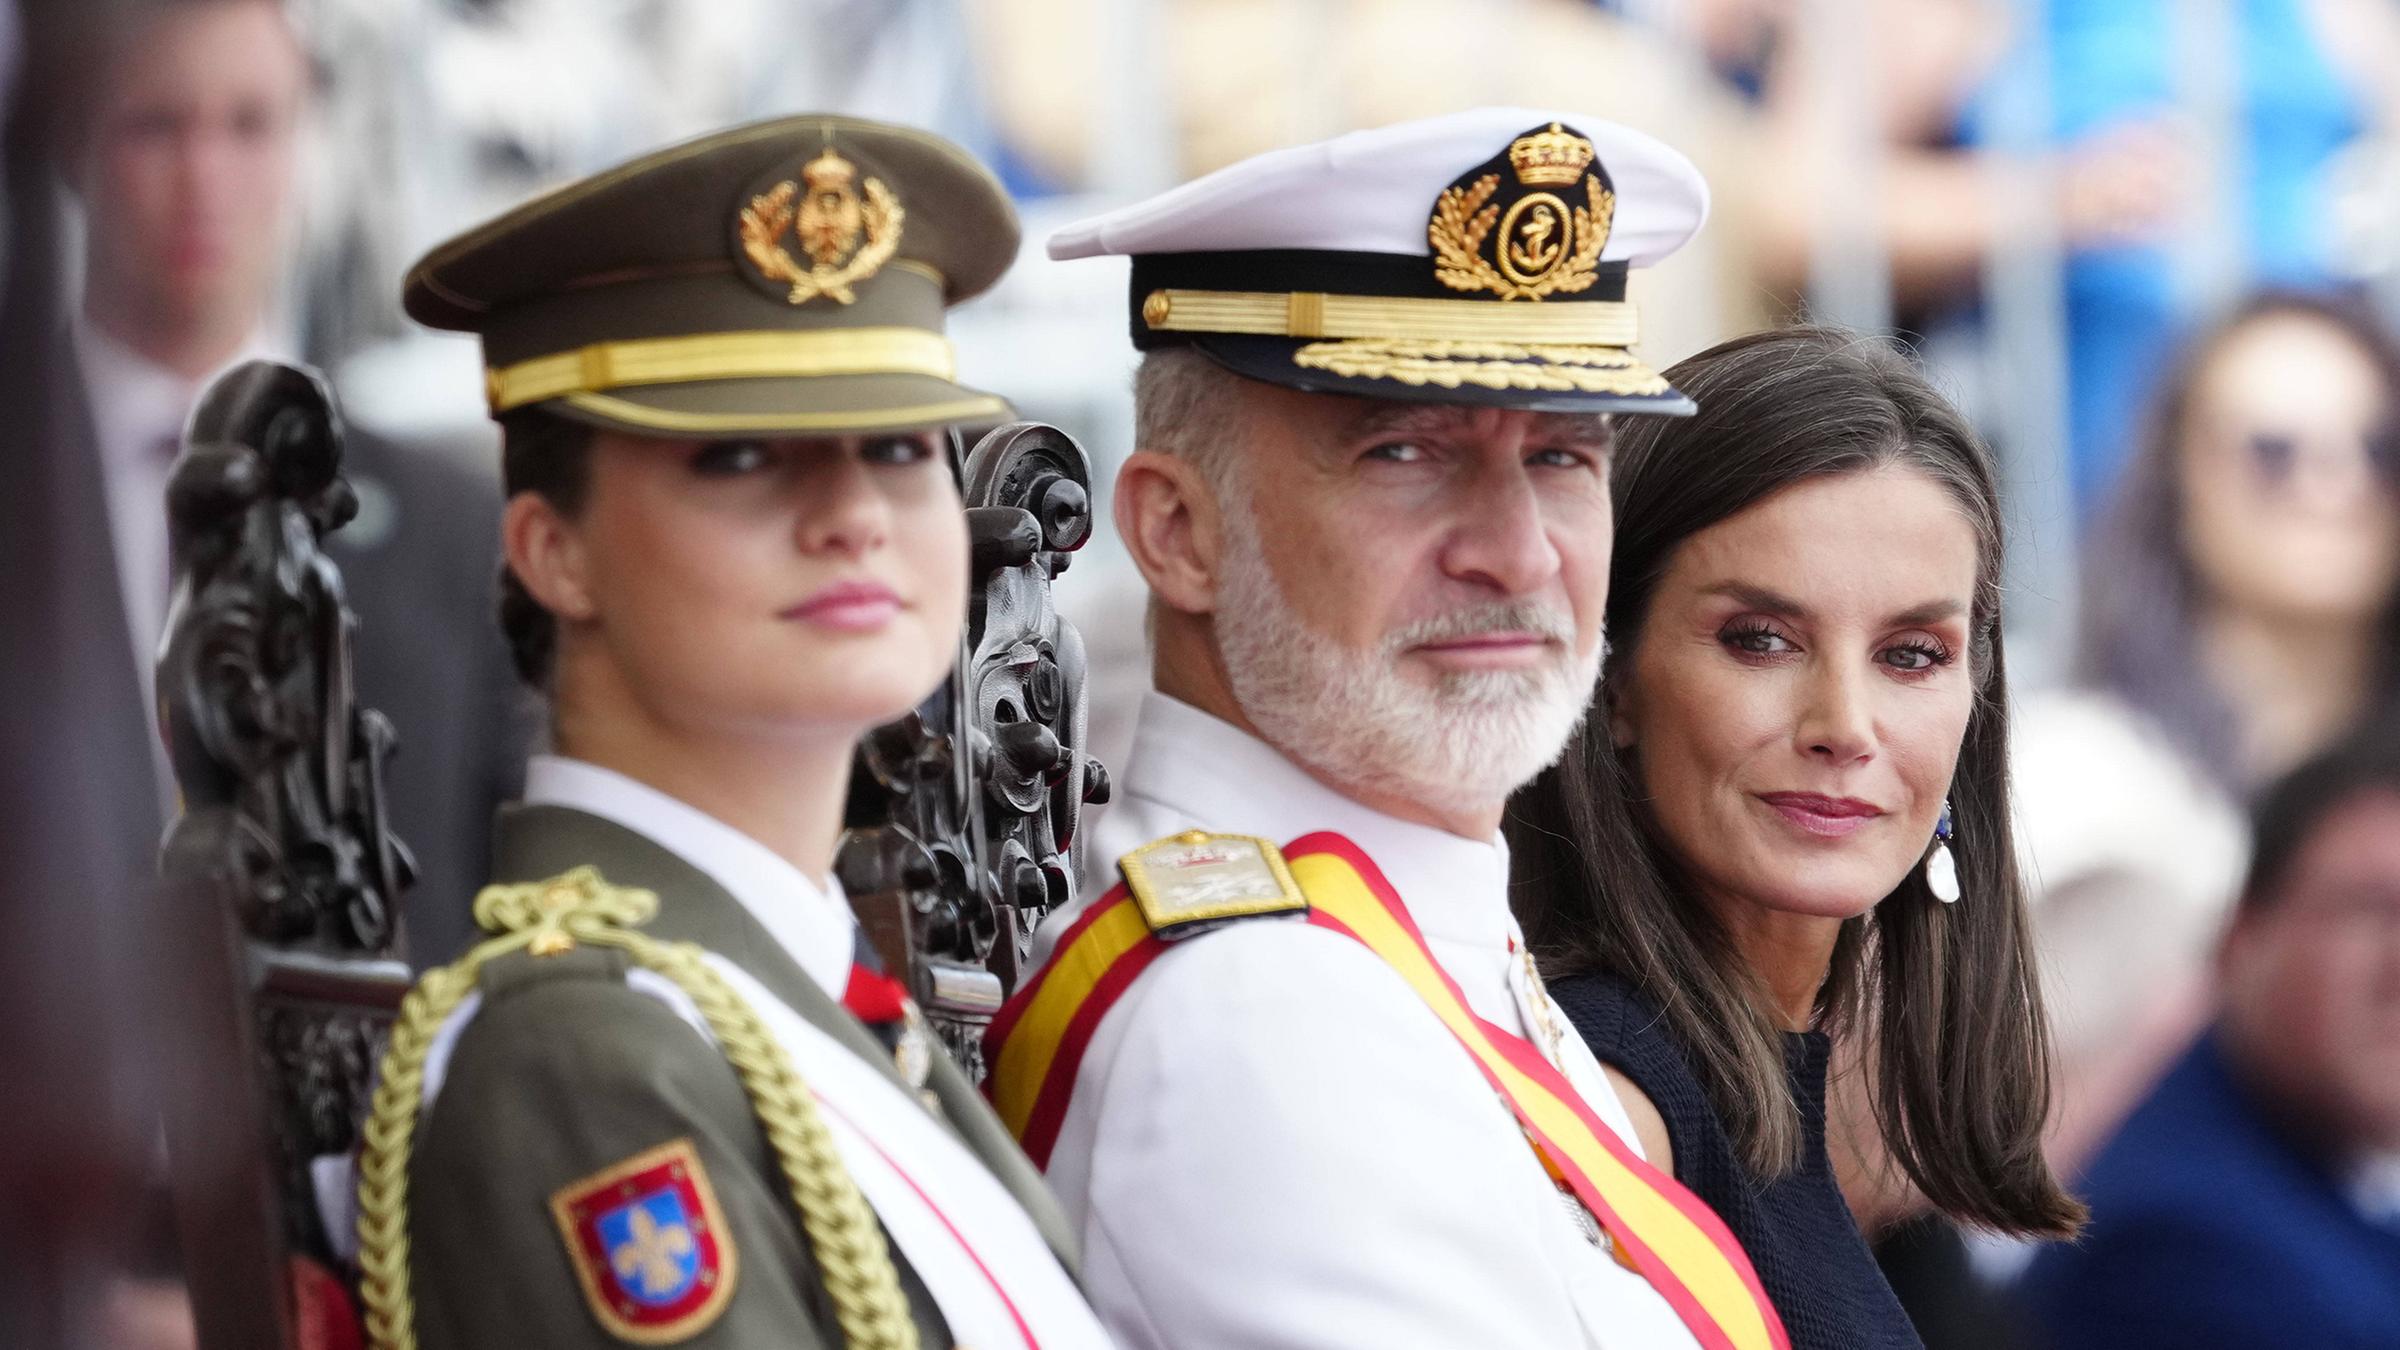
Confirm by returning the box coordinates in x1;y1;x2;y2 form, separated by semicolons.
1118;692;1518;947
70;317;272;470
520;754;859;1000
2348;1152;2400;1228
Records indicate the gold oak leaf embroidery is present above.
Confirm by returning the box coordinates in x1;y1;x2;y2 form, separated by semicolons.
737;172;904;306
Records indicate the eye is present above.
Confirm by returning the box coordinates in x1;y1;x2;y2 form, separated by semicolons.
1361;441;1429;465
2246;432;2297;483
1527;446;1601;470
1880;637;1954;674
689;440;771;476
1719;621;1795;658
862;433;940;466
2367;423;2400;488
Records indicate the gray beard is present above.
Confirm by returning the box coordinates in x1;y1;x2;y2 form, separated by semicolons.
1210;500;1604;825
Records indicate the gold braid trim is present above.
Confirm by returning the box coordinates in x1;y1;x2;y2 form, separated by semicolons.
1291;338;1672;396
356;866;919;1350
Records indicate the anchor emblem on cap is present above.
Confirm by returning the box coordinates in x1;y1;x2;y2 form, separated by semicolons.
1427;123;1614;303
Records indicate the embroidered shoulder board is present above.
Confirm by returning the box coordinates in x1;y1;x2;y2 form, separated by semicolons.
1118;830;1307;940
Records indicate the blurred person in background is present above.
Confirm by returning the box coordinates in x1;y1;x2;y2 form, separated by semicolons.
2021;289;2400;1172
1948;0;2400;511
1509;328;2084;1350
1854;288;2400;1345
2019;726;2400;1348
22;2;523;1343
1741;0;2191;317
56;0;530;960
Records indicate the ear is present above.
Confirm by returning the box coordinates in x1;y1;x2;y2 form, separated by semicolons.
1607;676;1638;750
1114;448;1226;616
501;491;597;623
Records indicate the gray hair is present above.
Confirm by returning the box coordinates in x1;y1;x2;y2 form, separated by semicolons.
1132;348;1252;491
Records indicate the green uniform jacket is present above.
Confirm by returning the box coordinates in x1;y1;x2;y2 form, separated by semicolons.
404;803;1079;1348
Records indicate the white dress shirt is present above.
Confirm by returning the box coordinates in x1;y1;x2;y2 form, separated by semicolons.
74;320;275;691
74;318;276;817
1030;692;1704;1350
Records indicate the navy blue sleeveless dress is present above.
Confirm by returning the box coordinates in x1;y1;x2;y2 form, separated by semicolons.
1550;970;1923;1350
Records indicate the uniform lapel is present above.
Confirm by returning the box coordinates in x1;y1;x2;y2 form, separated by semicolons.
489;803;907;1089
489;802;1082;1272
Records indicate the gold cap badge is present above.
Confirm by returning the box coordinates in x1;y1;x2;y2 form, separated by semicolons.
1429;123;1614;302
738;146;904;306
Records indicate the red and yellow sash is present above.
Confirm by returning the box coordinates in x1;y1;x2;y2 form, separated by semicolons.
985;832;1788;1350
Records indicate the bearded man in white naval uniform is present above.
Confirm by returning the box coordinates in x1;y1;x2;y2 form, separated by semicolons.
986;110;1786;1350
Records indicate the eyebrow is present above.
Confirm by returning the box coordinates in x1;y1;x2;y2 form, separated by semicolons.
1338;404;1613;444
1342;402;1477;440
1700;581;1967;628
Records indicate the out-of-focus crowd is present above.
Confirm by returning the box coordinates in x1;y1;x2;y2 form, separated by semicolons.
3;2;2399;1348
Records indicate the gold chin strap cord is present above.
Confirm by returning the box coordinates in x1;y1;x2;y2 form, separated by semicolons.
356;867;920;1350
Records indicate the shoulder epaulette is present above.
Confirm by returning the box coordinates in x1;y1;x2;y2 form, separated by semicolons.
1117;830;1308;941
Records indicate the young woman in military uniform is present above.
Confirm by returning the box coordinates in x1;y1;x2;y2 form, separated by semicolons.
352;116;1109;1350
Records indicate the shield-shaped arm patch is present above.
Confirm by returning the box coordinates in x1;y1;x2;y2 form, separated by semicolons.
549;1138;738;1343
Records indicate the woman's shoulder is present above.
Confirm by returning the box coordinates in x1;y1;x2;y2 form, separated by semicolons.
1547;969;1713;1107
1549;969;1674;1057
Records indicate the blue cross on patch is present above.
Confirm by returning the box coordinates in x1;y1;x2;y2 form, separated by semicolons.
598;1190;702;1305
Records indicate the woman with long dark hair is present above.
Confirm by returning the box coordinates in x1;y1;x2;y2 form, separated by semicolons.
1510;327;2083;1350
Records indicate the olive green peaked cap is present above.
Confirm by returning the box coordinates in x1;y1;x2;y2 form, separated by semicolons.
404;114;1020;438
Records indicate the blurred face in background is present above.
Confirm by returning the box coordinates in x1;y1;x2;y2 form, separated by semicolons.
2222;789;2400;1153
2179;311;2400;626
78;0;307;347
1612;465;1980;924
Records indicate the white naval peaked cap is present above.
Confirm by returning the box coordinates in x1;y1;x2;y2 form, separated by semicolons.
1049;107;1707;266
1048;108;1710;415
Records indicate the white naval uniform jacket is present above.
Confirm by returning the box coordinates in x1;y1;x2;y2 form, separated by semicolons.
1029;693;1706;1350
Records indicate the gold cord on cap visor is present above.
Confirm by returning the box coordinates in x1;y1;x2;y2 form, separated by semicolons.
1140;289;1639;346
1293;338;1672;395
483;327;957;414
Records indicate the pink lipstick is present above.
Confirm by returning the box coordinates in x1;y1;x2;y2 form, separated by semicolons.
781;579;900;633
1757;792;1884;840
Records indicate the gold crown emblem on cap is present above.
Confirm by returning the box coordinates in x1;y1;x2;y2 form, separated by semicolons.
738;146;903;306
1429;125;1614;302
1507;123;1596;186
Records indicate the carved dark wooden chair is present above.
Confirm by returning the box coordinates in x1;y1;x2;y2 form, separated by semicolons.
156;361;413;1350
841;421;1111;1074
156;360;1103;1348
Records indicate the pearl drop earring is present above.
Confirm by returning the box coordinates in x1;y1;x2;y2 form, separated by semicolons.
1924;800;1960;904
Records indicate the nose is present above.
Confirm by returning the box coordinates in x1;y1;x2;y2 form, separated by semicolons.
1440;457;1562;598
1795;658;1876;766
795;452;890;558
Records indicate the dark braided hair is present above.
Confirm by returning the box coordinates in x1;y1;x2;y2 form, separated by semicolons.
497;408;596;689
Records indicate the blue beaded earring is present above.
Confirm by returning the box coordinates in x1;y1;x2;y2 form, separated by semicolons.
1924;800;1960;904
